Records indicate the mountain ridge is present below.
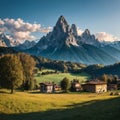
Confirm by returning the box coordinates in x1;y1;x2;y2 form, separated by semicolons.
0;15;120;65
27;16;120;65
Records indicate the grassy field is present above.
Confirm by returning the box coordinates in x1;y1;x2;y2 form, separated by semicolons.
0;89;120;120
35;71;90;84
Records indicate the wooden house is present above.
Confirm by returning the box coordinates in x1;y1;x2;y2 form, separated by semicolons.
82;80;107;93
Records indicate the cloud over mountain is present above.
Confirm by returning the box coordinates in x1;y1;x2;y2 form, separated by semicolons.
0;18;51;42
95;32;118;42
77;27;84;35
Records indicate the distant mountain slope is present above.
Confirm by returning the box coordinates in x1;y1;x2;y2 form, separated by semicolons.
82;63;120;77
0;33;36;50
108;41;120;51
0;47;17;55
15;40;36;50
28;15;119;65
99;45;120;60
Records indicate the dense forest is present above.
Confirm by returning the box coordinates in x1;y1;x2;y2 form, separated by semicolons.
80;63;120;78
34;56;120;80
34;56;87;72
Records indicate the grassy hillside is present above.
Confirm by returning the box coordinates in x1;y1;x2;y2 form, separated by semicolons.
34;71;90;84
0;90;120;120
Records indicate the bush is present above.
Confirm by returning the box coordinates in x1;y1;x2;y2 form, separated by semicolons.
60;77;70;92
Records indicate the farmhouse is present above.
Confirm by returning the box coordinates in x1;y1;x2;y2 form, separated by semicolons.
39;82;54;93
82;80;107;93
39;82;60;93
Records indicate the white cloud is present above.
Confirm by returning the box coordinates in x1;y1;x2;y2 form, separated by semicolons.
95;32;118;42
77;27;84;35
14;31;36;40
0;18;51;42
39;26;52;33
0;19;4;25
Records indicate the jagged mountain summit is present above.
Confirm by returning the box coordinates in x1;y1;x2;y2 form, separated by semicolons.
0;33;13;47
27;16;120;65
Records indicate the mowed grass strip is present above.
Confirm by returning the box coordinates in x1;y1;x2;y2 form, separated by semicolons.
0;90;120;120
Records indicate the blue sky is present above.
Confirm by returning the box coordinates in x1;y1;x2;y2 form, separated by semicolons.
0;0;120;41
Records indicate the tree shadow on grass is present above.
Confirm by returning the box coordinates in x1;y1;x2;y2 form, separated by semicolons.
1;97;120;120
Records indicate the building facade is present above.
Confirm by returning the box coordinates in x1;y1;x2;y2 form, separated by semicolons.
39;82;60;93
82;80;107;93
39;82;54;93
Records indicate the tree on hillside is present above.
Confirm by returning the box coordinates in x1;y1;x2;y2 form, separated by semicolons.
60;77;70;92
99;74;118;84
0;54;23;93
100;74;108;82
113;75;118;83
18;53;36;90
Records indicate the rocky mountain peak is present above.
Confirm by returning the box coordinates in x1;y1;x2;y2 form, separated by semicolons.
53;15;70;35
71;24;78;36
82;29;91;36
56;15;68;26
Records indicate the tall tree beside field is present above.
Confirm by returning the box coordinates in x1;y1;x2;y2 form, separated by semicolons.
18;53;36;90
0;54;23;93
60;77;70;92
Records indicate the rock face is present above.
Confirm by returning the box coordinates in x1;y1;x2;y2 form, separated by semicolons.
71;24;78;36
28;16;120;65
78;29;100;46
0;33;12;47
0;33;21;47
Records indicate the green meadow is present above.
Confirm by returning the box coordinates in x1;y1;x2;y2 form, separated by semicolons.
0;90;120;120
34;71;90;84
